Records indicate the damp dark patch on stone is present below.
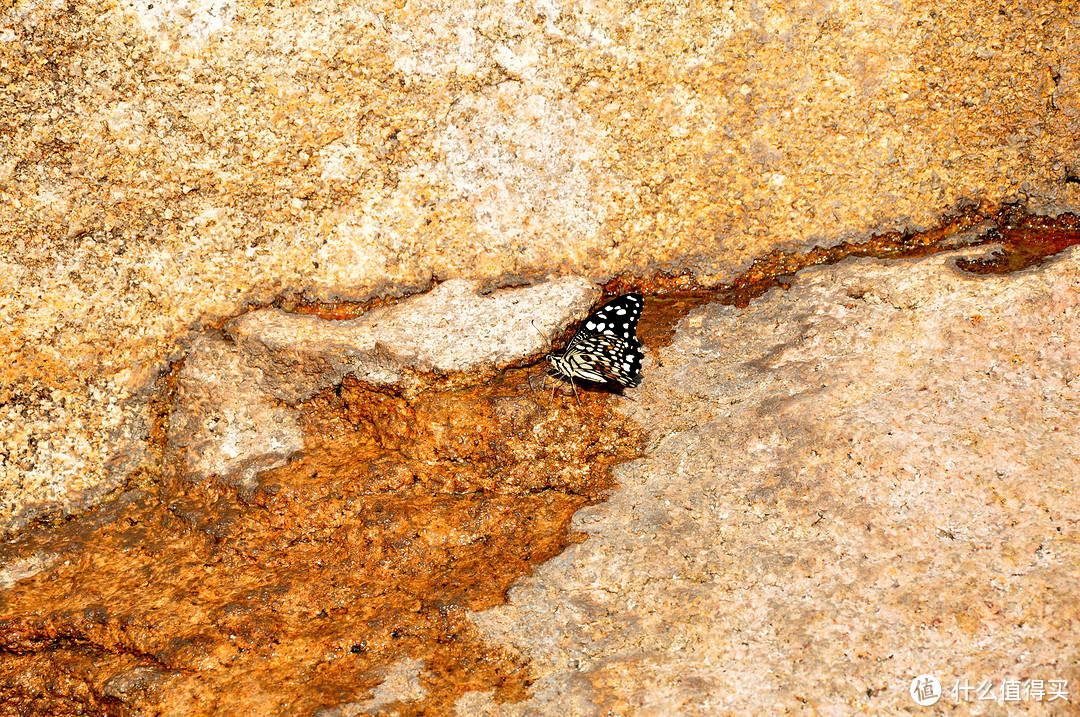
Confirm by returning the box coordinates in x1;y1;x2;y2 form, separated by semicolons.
0;369;641;715
952;211;1080;274
609;207;1080;347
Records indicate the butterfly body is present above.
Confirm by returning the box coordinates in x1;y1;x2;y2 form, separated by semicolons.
546;293;644;389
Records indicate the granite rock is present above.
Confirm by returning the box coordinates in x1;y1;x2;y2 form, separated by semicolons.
225;276;599;402
315;658;428;717
168;277;599;486
463;246;1080;715
4;0;1080;530
0;364;156;533
167;331;304;490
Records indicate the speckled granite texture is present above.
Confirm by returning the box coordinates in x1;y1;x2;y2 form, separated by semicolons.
461;245;1080;715
2;0;1079;534
167;277;598;490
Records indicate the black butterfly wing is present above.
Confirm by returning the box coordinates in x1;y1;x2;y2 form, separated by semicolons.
552;293;645;387
565;293;644;351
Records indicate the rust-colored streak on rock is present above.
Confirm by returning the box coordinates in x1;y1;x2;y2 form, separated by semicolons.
0;371;641;715
954;211;1080;274
278;291;408;322
270;209;1079;353
614;208;1080;348
606;206;999;346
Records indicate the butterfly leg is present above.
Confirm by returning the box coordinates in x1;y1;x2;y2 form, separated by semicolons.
549;374;574;403
529;369;550;393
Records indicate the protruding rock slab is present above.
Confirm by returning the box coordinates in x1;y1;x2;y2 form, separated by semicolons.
167;332;304;489
464;247;1080;715
168;277;600;485
226;276;599;402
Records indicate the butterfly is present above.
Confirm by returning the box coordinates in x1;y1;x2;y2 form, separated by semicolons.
546;293;645;391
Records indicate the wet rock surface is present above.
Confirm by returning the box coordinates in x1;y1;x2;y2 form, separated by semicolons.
3;218;1080;715
166;277;599;491
463;245;1080;714
3;215;1080;715
0;370;641;715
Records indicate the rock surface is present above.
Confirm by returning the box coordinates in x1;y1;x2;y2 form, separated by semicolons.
0;360;642;715
462;245;1080;714
4;0;1080;530
314;658;428;717
1;242;1078;713
0;364;156;533
225;276;599;402
167;331;305;490
167;277;598;488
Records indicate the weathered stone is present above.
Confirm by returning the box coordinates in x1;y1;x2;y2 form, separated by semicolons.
169;278;599;485
0;364;156;533
101;665;168;703
464;245;1080;714
3;0;1080;705
315;658;428;716
226;276;599;402
0;362;639;713
4;0;1080;530
0;551;57;590
167;332;304;489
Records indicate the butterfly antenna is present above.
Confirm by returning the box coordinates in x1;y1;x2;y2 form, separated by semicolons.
530;319;553;354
